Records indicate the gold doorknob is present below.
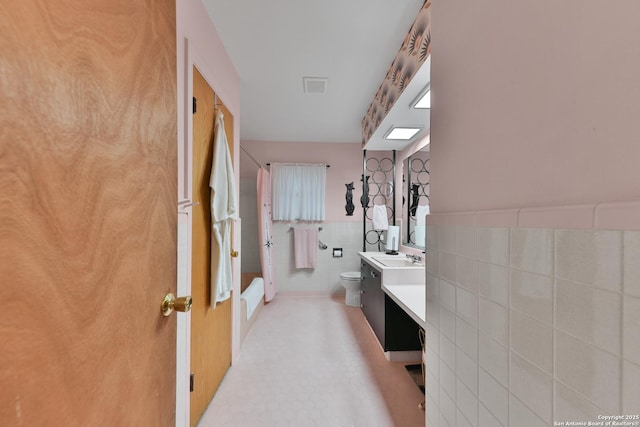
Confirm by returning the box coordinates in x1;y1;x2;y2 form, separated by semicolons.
230;250;239;258
162;293;192;317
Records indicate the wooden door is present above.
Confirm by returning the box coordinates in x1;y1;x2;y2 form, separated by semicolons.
0;1;177;426
190;67;233;426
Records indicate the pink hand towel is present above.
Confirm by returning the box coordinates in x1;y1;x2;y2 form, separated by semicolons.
293;227;318;269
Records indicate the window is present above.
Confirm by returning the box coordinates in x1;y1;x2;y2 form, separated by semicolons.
271;163;326;221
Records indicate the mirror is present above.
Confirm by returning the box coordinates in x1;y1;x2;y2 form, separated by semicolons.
402;146;430;248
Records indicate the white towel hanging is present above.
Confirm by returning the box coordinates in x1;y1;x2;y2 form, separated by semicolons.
415;204;430;226
372;204;389;231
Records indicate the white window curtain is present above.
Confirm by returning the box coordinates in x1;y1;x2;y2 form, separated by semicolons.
271;163;326;221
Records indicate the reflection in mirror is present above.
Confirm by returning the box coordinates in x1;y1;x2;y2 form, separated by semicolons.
402;147;429;248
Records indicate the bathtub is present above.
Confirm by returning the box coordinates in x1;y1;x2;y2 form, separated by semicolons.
240;273;264;344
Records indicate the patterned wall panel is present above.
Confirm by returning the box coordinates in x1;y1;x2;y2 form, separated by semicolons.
361;1;431;145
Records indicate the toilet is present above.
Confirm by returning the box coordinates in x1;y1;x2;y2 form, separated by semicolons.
340;271;362;307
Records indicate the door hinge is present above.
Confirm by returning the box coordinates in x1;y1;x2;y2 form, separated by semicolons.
190;373;194;392
192;97;197;114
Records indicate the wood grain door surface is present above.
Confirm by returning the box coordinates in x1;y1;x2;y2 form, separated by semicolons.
190;67;233;427
0;1;178;426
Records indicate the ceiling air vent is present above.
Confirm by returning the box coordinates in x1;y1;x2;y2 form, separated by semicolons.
303;77;328;94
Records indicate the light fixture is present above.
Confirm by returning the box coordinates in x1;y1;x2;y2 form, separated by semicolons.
412;85;431;109
384;126;422;140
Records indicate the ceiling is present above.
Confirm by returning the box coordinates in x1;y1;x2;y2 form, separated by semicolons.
201;0;427;145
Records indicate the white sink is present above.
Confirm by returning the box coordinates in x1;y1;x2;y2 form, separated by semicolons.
372;257;422;268
360;251;424;285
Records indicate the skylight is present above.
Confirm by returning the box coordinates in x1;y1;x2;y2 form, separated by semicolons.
384;127;422;140
413;89;430;109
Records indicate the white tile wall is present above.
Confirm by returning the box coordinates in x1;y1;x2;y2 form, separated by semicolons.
440;385;457;426
427;224;439;250
427;337;441;382
510;310;553;374
425;224;640;426
457;347;478;394
510;228;554;276
478;227;509;266
623;231;640;297
479;297;509;346
555;381;606;422
623;360;640;413
479;262;509;306
457;226;479;259
456;286;478;327
555;331;621;413
427;248;440;276
555;229;622;293
439;252;457;284
440;306;456;342
509;394;547;427
427;387;440;427
479;402;504;427
440;279;457;312
479;367;508;426
457;379;479;427
439;225;457;254
510;353;553;423
440;334;456;372
510;270;553;325
624;295;640;366
441;358;457;402
457;256;479;293
272;221;361;294
457;409;474;427
456;317;478;362
479;332;508;387
555;278;621;355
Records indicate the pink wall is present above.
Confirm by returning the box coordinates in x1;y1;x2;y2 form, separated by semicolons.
430;0;640;214
240;140;364;222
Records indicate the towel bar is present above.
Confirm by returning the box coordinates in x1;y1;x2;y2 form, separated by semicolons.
288;226;323;231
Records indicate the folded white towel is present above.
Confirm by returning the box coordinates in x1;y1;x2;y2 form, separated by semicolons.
372;204;389;231
415;204;430;226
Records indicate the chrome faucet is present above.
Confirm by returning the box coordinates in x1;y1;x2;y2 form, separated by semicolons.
405;253;422;263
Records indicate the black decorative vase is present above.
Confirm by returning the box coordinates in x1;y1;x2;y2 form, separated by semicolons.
409;184;420;217
345;182;355;216
360;175;370;208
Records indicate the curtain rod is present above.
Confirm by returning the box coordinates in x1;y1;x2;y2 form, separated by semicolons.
266;163;330;167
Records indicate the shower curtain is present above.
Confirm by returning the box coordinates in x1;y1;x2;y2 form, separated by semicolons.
257;167;277;302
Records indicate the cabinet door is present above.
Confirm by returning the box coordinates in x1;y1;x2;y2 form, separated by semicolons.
384;295;422;351
360;262;385;348
360;262;374;317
